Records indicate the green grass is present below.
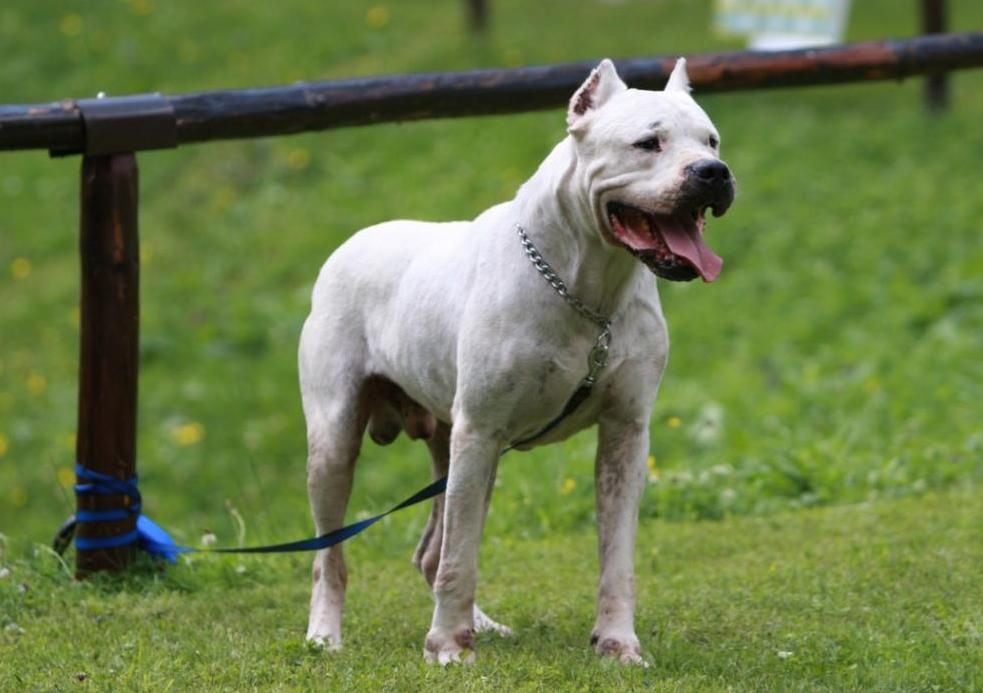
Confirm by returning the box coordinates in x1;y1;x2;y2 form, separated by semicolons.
1;0;983;688
2;488;980;690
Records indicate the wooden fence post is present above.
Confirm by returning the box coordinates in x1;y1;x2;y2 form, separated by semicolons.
75;153;140;577
921;0;949;111
466;0;488;32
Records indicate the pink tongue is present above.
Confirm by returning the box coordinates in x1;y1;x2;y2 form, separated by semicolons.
612;212;723;282
658;216;723;283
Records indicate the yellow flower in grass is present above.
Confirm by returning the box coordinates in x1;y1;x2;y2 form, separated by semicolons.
366;6;390;29
646;455;660;483
666;416;682;429
10;257;32;280
560;478;576;495
57;466;75;488
26;373;47;396
286;148;311;171
211;186;237;214
129;0;154;16
59;14;83;37
172;422;205;447
140;243;155;266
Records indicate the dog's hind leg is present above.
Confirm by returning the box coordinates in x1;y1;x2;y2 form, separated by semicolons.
304;395;364;651
301;318;369;651
412;421;450;588
413;423;512;639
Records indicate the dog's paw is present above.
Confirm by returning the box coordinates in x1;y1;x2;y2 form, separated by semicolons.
474;604;513;638
423;626;477;666
305;631;342;652
590;630;648;667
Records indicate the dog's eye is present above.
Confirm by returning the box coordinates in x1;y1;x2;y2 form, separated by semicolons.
633;137;661;152
708;135;719;149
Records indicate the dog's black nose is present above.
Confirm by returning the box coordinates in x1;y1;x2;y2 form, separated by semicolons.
683;159;735;217
688;159;731;183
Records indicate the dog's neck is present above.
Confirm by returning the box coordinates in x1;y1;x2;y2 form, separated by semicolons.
512;137;648;321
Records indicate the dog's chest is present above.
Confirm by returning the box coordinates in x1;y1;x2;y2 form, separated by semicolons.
507;316;666;446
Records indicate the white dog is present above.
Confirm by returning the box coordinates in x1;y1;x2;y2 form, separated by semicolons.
300;58;734;665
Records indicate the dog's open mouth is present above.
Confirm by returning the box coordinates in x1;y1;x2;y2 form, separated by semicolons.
606;202;723;282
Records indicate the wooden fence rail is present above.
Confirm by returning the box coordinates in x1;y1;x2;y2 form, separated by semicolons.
1;32;982;156
2;32;983;577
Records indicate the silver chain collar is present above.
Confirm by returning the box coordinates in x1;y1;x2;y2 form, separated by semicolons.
516;224;612;386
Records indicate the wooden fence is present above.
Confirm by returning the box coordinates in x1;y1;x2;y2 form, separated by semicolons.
1;32;982;576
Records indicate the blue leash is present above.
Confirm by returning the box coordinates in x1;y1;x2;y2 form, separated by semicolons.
61;463;448;563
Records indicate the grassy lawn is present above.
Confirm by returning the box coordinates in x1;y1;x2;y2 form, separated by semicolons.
2;488;980;690
1;0;982;689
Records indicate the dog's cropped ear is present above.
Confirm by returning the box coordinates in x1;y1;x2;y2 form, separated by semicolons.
567;59;628;134
664;57;691;94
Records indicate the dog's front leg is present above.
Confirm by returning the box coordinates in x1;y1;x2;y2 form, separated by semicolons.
423;417;501;665
591;413;650;665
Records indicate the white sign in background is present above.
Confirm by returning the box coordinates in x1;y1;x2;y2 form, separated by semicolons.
714;0;853;51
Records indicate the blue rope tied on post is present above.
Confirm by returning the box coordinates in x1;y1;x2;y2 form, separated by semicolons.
74;463;142;549
73;463;180;562
64;462;446;561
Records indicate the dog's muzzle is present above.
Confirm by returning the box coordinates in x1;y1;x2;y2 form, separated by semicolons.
606;158;735;283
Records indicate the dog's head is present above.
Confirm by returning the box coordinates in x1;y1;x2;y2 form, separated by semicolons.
567;58;735;282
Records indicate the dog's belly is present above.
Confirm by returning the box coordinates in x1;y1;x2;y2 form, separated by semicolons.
369;348;614;448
